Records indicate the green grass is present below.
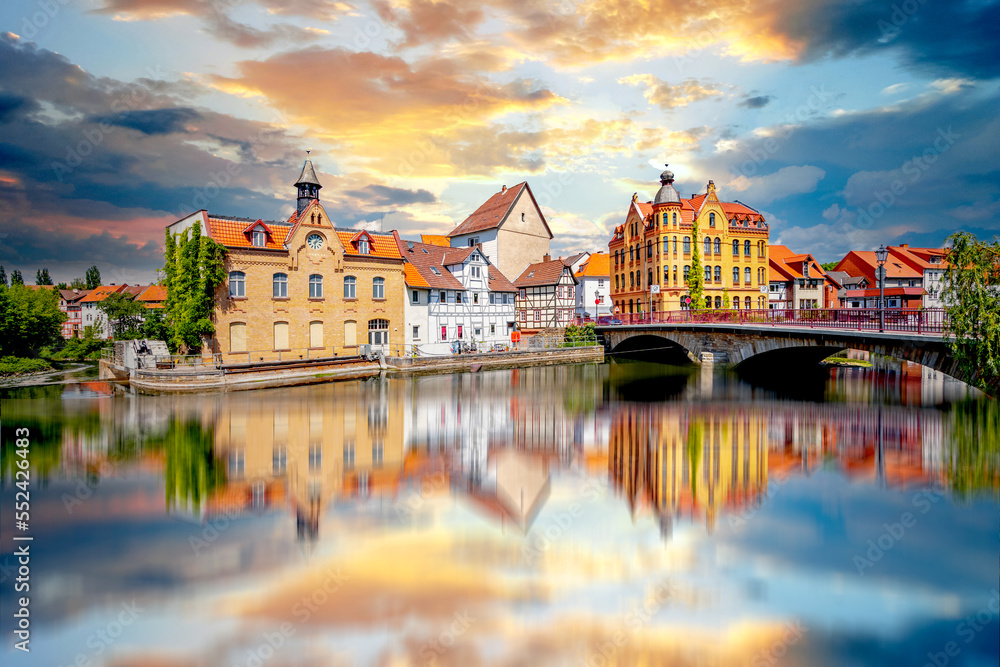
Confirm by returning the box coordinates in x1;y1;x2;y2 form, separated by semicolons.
0;356;53;377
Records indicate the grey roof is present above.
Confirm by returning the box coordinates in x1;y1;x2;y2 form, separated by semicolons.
653;165;681;205
294;159;322;187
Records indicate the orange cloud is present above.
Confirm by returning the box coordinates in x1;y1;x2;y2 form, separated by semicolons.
619;75;724;110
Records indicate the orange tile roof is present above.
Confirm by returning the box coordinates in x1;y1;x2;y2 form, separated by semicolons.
575;252;610;278
79;285;128;303
769;245;830;281
514;258;576;288
206;217;291;250
137;285;167;302
333;230;403;259
403;263;431;288
420;234;451;247
836;250;923;281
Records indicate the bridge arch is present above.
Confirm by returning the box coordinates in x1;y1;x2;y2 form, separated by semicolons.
607;333;696;365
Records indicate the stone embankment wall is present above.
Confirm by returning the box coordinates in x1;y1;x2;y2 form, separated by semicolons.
387;345;603;375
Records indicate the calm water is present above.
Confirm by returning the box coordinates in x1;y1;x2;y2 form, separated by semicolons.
1;361;998;667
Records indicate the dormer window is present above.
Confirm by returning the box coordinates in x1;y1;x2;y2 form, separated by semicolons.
803;263;810;278
252;230;266;247
358;239;370;254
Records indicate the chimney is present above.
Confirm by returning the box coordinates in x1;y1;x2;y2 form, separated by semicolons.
901;243;909;248
501;185;507;194
543;253;551;262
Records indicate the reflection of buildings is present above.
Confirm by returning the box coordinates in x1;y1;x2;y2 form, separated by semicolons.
610;406;769;537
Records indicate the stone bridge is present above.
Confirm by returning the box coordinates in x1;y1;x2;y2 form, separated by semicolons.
598;323;967;383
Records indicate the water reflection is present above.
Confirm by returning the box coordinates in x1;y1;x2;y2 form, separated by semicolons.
1;362;997;666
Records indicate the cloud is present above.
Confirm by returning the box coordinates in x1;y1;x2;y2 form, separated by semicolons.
345;184;436;206
373;0;485;48
89;107;202;135
727;165;826;205
618;74;723;110
740;95;773;109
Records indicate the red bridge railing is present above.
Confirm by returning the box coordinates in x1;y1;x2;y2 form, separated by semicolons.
581;308;948;335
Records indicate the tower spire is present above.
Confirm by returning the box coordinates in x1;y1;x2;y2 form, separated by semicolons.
294;150;322;214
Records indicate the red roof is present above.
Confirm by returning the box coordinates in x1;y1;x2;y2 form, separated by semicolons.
575;252;610;278
206;217;291;250
447;182;552;239
420;234;451;247
333;230;403;259
488;266;517;293
137;285;167;302
79;285;128;303
514;259;576;288
834;250;923;284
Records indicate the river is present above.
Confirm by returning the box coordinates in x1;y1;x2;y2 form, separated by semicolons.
1;361;997;666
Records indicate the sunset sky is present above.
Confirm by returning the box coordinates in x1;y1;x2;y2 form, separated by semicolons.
0;0;997;284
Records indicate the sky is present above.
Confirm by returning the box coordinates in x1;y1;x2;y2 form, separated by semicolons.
0;0;998;285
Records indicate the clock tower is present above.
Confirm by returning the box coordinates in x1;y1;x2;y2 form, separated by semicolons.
294;151;323;214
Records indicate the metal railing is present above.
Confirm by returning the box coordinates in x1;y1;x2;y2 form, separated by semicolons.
151;354;223;369
221;346;361;365
584;308;948;335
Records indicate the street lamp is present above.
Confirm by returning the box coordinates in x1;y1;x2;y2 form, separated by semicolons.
875;244;888;332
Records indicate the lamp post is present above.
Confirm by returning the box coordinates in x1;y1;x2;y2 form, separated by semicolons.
875;245;888;332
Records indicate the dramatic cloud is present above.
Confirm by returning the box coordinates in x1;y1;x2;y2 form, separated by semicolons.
727;165;827;205
741;95;773;109
618;75;724;111
89;107;202;135
373;0;485;48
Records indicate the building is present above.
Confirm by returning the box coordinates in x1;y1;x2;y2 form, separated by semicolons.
514;255;578;332
573;252;611;318
609;168;770;313
167;157;405;359
394;235;517;354
767;245;841;309
833;250;926;309
446;182;553;282
27;286;92;338
887;245;950;308
78;284;164;339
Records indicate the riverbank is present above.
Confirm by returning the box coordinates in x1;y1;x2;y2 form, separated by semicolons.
102;346;605;393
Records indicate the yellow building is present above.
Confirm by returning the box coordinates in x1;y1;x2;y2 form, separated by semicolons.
609;168;770;313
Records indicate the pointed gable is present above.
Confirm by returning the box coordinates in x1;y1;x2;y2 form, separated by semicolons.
447;182;553;239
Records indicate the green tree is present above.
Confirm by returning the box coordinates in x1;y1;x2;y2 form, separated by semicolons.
821;261;839;272
85;265;102;290
141;308;169;341
162;222;226;352
11;269;24;286
56;282;69;290
35;268;53;285
98;292;147;340
0;284;66;357
70;277;86;290
0;266;6;287
943;231;1000;392
164;418;226;513
721;287;730;310
688;215;705;309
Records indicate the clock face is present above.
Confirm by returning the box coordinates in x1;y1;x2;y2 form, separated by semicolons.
307;233;324;249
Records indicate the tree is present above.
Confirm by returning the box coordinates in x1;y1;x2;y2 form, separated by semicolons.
141;308;169;341
36;268;53;285
821;261;839;272
162;222;226;352
943;231;1000;393
0;266;6;287
688;215;705;309
98;292;147;340
56;282;69;290
0;283;66;357
85;265;102;290
70;277;86;290
11;269;24;286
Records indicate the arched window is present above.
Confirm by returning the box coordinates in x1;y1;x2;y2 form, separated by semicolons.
714;266;721;282
630;246;634;261
760;241;767;257
672;236;678;254
705;297;712;308
630;272;635;288
733;240;739;256
615;275;619;290
733;267;740;285
373;277;385;299
704;236;712;255
745;296;752;310
704;266;711;282
343;275;356;299
648;269;653;286
672;265;678;283
715;296;722;309
272;273;287;298
628;299;634;313
229;271;245;298
744;240;751;256
663;266;669;283
309;274;323;299
647;240;652;258
368;319;389;345
733;297;740;309
358;238;370;255
714;238;721;254
709;212;716;227
672;212;677;226
683;236;691;254
745;267;752;283
683;266;690;283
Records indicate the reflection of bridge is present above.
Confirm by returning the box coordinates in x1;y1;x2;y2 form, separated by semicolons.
599;309;965;383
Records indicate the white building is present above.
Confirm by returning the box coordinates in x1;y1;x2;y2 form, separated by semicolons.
573;252;611;318
395;236;517;355
888;245;949;308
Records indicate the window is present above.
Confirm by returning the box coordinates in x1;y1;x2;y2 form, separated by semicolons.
230;322;246;353
413;325;420;340
647;241;652;258
672;212;677;226
673;265;678;283
309;321;323;348
411;290;419;304
519;288;526;300
714;266;721;282
273;322;289;350
373;277;385;299
566;285;574;299
715;296;722;308
430;267;441;276
372;442;384;468
252;230;265;247
368;319;389;346
229;271;245;298
343;276;356;299
683;236;690;254
474;327;481;338
629;246;634;261
704;266;711;282
309;444;322;472
709;212;716;227
430;290;438;303
714;238;721;254
615;275;619;290
533;310;540;322
704;237;712;255
744;240;751;256
705;297;712;308
733;240;740;256
473;292;479;304
745;296;752;309
343;442;355;471
471;266;481;277
309;274;323;298
272;273;287;298
733;267;740;285
734;297;740;309
745;267;752;283
456;291;463;304
358;238;370;254
273;446;287;475
489;293;495;305
441;325;449;340
468;236;480;247
458;325;464;339
802;263;810;278
683;266;690;283
648;269;654;286
229;449;245;478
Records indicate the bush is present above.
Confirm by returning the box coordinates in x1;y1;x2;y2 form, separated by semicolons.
0;356;52;377
51;328;106;361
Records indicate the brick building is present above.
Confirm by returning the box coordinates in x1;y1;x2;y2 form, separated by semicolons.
167;157;405;360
